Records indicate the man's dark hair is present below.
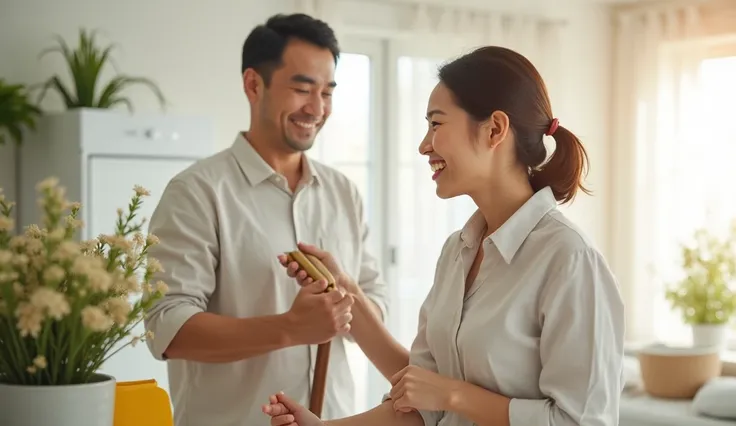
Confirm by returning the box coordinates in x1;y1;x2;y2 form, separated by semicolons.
241;13;340;86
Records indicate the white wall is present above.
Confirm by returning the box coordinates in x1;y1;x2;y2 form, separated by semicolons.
0;0;613;253
551;4;614;254
0;0;292;218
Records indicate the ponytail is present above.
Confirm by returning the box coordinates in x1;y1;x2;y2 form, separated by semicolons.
529;125;591;204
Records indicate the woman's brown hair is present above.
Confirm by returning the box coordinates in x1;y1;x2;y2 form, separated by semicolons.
437;46;590;204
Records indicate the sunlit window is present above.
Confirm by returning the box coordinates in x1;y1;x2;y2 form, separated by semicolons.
652;55;736;346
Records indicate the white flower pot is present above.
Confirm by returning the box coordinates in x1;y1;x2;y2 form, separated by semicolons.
0;373;116;426
691;324;729;349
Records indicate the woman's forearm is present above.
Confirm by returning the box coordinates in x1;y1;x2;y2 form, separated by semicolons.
326;401;424;426
446;381;511;426
349;290;410;380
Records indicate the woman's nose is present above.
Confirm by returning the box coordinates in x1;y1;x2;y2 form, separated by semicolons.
417;132;432;155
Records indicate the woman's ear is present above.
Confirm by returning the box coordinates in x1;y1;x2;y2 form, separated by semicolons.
482;111;510;149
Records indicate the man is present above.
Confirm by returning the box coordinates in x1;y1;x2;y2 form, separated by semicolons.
143;13;401;426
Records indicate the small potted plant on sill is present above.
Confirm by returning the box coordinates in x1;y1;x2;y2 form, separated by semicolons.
665;221;736;349
0;178;168;426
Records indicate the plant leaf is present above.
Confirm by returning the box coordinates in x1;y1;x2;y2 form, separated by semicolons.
105;97;133;112
97;76;166;110
0;78;43;145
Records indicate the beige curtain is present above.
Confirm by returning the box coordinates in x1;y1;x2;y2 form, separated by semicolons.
610;4;708;342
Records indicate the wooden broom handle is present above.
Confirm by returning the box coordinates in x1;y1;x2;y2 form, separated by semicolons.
285;250;337;418
309;341;331;417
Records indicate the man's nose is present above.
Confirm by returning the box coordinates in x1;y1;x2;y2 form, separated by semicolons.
303;93;325;118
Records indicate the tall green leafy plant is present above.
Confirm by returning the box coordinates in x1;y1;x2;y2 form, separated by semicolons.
0;79;42;145
665;221;736;325
36;28;166;111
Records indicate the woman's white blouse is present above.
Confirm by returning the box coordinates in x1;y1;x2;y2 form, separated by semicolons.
409;187;625;426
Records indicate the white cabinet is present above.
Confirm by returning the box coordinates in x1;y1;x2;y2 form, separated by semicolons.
18;108;215;394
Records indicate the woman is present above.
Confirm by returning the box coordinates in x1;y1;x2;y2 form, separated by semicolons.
264;45;625;426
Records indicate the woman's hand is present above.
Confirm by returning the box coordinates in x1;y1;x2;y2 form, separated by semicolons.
262;392;323;426
389;365;458;413
278;242;359;295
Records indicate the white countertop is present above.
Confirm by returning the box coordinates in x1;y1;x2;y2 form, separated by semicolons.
620;390;736;426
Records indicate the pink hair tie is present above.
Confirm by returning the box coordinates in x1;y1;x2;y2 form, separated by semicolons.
545;118;559;136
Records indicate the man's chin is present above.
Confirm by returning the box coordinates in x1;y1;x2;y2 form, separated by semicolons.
285;137;316;152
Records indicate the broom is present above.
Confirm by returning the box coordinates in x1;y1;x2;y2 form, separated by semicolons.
285;250;338;418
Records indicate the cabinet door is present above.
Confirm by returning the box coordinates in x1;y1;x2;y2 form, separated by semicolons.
88;155;196;394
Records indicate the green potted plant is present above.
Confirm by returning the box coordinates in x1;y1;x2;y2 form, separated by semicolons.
0;79;42;145
665;220;736;349
0;179;168;426
35;28;167;111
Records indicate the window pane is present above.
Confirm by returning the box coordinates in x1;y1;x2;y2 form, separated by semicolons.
316;53;372;164
651;55;736;346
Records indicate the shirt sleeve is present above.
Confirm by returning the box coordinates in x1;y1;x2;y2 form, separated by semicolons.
143;177;220;361
508;247;625;426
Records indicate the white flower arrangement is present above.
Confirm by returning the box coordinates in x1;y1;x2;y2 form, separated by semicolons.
0;178;168;386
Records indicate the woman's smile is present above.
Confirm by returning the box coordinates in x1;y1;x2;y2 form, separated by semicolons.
430;160;447;180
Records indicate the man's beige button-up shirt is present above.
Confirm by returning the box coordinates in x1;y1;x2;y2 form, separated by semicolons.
144;133;388;426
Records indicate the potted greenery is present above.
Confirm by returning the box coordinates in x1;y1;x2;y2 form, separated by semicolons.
35;28;166;111
0;178;168;426
0;79;42;146
665;221;736;349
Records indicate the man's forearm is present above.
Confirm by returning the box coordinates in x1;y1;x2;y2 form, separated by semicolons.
326;401;424;426
349;291;410;380
163;312;297;363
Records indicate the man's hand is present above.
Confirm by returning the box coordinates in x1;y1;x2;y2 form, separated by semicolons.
284;279;354;345
278;242;359;295
262;392;324;426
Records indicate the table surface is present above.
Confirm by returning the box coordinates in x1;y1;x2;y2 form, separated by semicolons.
620;389;736;426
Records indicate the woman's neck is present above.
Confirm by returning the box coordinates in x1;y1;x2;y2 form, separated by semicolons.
470;178;535;238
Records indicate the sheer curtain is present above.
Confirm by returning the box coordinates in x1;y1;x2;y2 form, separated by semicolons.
610;5;723;344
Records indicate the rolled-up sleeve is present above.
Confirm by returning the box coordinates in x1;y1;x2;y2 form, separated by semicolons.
509;248;625;426
143;177;219;360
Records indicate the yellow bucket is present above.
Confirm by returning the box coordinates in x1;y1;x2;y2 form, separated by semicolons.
114;379;173;426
